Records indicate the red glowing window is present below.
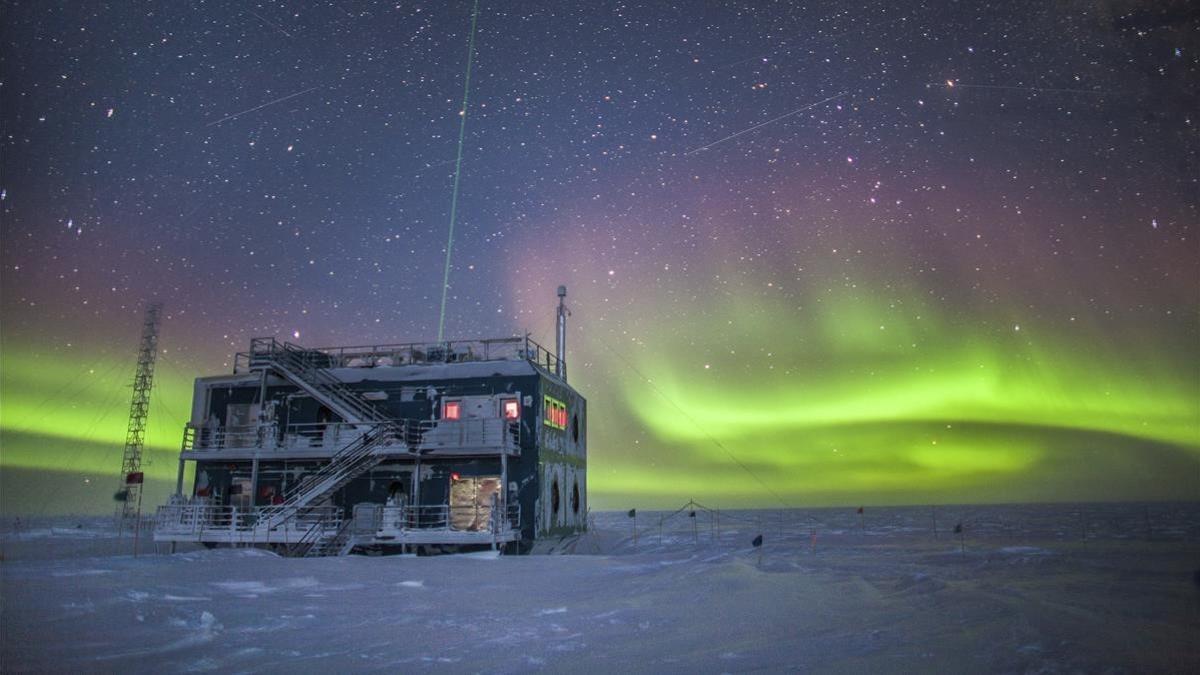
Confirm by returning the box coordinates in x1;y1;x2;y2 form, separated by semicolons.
443;401;461;420
503;399;520;420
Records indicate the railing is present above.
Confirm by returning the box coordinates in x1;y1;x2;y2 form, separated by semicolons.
305;518;355;557
262;425;400;517
182;421;392;453
234;335;563;376
249;338;393;424
155;502;516;535
154;503;342;538
180;418;516;454
414;418;519;453
380;503;521;533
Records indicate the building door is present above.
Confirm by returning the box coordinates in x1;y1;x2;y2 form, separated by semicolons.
449;475;501;531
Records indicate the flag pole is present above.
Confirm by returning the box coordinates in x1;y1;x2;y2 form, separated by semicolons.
628;508;638;548
133;483;143;557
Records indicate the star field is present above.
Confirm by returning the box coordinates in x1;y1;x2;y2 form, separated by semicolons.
1;0;1197;511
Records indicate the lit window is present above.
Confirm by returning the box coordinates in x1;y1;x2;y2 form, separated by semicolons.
543;395;568;430
444;400;461;420
503;399;520;420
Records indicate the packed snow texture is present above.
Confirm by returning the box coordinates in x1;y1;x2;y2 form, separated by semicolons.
2;503;1199;673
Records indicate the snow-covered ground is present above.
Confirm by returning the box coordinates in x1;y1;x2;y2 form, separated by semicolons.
2;504;1198;673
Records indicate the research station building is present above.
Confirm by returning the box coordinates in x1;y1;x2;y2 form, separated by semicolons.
154;288;585;556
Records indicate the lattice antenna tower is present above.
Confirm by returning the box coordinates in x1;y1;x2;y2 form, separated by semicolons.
116;302;163;522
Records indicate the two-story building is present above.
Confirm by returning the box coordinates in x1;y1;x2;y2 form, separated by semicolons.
154;289;586;556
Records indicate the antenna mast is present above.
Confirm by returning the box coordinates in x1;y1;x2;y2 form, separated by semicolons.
115;302;163;525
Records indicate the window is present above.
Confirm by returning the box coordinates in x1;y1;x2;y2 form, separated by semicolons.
571;481;580;514
502;399;520;420
551;478;560;516
543;395;567;430
449;475;501;532
443;400;461;420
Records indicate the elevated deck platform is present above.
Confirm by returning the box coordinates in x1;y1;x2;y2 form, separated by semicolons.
153;503;521;551
180;418;520;461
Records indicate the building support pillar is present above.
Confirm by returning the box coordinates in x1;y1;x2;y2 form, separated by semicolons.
249;457;260;508
413;457;421;506
175;458;186;495
500;451;508;521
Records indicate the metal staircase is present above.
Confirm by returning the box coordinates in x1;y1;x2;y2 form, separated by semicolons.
262;426;401;521
247;338;391;424
245;338;410;535
301;520;356;558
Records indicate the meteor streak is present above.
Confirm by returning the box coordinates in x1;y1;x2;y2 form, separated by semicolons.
685;92;849;155
246;9;294;38
934;81;1111;95
205;86;320;127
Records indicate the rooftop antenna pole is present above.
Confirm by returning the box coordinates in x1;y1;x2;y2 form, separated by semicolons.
556;285;568;380
116;302;163;536
436;0;481;343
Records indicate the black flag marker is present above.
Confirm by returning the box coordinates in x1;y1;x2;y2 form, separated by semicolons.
627;509;636;518
752;534;763;547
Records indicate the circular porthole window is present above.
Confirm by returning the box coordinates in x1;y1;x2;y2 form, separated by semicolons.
551;478;560;516
571;481;580;514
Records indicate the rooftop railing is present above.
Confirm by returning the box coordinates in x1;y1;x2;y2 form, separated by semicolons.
233;336;562;375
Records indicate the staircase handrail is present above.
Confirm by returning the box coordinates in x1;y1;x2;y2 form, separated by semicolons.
274;342;391;422
247;338;391;424
288;517;327;557
306;518;355;558
242;338;414;536
256;426;402;529
278;424;398;500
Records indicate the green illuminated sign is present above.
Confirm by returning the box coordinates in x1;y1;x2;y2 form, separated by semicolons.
544;395;567;430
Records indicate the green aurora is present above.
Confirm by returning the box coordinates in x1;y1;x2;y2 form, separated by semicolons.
566;282;1200;507
0;345;195;513
1;282;1197;513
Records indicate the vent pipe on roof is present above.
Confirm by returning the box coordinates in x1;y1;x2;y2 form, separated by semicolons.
556;285;568;381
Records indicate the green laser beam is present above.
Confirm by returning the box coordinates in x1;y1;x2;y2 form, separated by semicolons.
437;0;481;342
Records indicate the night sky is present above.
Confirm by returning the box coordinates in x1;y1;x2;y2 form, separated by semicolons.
1;1;1197;514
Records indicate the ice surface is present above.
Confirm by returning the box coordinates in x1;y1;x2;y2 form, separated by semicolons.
2;503;1198;673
